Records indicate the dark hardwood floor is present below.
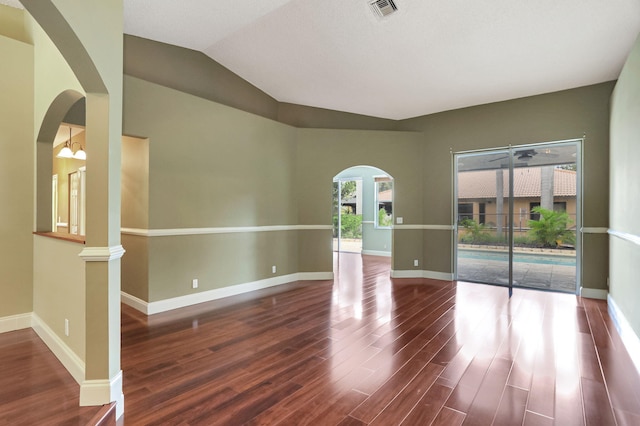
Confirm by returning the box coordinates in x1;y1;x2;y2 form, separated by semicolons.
0;329;104;425
2;252;640;425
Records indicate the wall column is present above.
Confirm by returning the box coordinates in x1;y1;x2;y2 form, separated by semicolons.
22;0;124;418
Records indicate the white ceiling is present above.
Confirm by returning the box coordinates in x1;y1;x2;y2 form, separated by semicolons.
123;0;640;119
6;0;640;120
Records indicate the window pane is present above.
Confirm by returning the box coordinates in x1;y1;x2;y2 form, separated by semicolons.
376;180;393;227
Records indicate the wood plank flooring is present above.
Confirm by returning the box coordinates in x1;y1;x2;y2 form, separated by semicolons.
118;253;640;425
0;329;104;425
2;252;640;425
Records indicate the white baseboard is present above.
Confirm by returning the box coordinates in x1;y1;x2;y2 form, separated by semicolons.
120;292;149;314
0;312;32;334
31;313;85;385
390;269;422;278
298;272;334;281
580;287;608;300
80;370;124;418
122;271;334;315
362;250;391;257
390;270;454;281
608;295;640;376
423;270;455;281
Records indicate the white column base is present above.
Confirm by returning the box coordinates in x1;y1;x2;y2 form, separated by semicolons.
80;370;124;419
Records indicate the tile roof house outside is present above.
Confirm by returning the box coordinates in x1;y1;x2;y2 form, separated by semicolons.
458;167;576;200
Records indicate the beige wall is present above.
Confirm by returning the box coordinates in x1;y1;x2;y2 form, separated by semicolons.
26;11;88;353
33;235;86;361
121;136;149;230
120;135;150;301
0;15;34;318
610;33;640;337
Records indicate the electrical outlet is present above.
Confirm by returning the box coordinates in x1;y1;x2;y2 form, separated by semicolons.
272;265;277;274
396;217;403;224
413;259;419;267
192;278;198;289
64;319;69;336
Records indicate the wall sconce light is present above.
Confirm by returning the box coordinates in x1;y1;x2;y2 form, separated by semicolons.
56;126;86;160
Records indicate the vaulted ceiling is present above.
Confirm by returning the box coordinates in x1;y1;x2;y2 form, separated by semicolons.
5;0;640;119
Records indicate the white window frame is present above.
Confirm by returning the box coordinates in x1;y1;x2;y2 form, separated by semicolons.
374;177;393;229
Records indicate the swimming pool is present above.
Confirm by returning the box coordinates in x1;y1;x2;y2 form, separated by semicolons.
458;249;576;266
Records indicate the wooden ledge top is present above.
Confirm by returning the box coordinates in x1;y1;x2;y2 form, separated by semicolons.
33;231;86;244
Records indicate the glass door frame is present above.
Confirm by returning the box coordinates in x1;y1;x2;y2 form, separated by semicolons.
453;139;583;296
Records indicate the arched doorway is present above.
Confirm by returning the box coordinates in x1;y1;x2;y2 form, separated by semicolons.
333;166;394;257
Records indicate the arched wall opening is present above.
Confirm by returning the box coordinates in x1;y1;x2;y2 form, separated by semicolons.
35;90;85;233
333;165;394;259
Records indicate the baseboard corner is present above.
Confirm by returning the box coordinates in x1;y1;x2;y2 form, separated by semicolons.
0;312;33;334
121;291;150;315
580;287;608;300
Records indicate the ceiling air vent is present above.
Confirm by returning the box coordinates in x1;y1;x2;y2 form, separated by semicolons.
369;0;398;18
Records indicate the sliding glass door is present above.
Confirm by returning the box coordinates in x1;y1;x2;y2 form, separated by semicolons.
455;141;580;294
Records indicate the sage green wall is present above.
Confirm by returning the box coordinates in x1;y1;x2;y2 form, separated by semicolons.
0;24;34;318
124;35;279;121
398;82;614;285
148;232;299;302
296;128;423;272
278;102;398;131
610;33;640;337
124;76;297;229
123;76;300;302
119;31;616;304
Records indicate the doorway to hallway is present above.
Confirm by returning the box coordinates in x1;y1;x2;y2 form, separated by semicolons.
332;166;393;258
